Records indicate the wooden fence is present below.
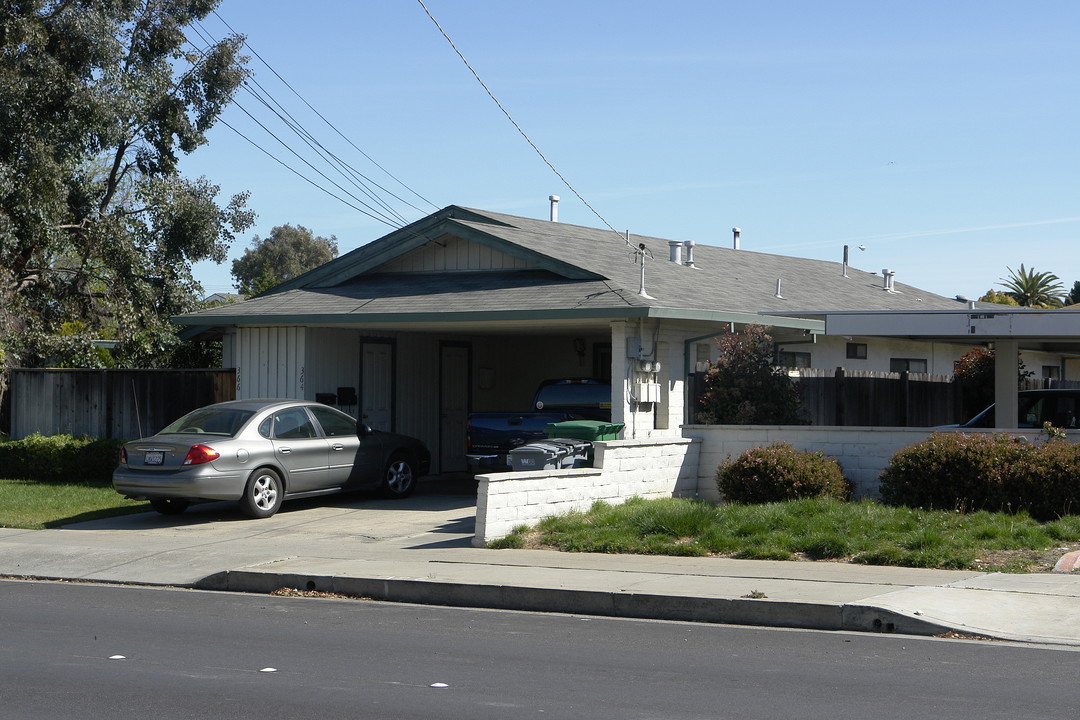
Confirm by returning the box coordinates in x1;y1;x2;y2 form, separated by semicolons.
9;368;236;440
797;368;961;427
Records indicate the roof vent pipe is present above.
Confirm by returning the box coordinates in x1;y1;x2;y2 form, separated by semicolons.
668;240;683;264
683;240;696;267
842;245;850;277
732;227;741;250
775;278;784;298
969;300;977;310
882;269;896;291
549;195;560;222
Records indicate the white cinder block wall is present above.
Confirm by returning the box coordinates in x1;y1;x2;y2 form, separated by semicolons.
472;437;700;545
472;425;1077;545
683;425;1060;500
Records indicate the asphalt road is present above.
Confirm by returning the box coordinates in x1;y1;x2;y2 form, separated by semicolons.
1;579;1076;720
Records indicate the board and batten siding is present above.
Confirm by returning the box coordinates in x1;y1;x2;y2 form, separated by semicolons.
232;327;307;399
377;235;533;273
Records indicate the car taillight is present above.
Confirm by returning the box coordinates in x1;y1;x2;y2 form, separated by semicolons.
118;447;127;465
183;444;220;466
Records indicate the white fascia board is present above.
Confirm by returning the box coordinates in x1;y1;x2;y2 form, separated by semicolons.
821;309;1080;339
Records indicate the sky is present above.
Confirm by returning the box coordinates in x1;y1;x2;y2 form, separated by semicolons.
182;1;1079;301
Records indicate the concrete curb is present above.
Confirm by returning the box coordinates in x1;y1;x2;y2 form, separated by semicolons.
196;569;957;638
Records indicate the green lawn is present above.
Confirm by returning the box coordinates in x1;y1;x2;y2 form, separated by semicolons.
0;479;150;529
489;496;1080;573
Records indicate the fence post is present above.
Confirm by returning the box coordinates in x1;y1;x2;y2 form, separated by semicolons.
899;370;910;427
834;367;846;426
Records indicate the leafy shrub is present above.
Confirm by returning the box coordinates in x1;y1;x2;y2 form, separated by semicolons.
1008;439;1080;520
716;442;850;503
0;434;122;483
698;324;806;425
880;432;1080;520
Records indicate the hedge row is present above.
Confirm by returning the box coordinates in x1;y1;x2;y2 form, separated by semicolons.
880;432;1080;521
0;434;122;483
718;434;1080;520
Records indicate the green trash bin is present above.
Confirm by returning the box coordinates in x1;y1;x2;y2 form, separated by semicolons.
544;420;624;441
544;420;623;467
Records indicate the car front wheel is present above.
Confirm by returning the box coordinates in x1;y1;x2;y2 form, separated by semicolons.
382;455;416;499
241;468;283;518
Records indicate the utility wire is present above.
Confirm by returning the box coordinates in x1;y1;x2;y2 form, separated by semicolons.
184;23;409;228
187;21;413;226
415;0;632;248
211;10;439;215
217;115;401;229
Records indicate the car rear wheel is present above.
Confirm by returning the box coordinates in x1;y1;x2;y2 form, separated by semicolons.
241;468;283;518
149;498;190;515
382;455;416;499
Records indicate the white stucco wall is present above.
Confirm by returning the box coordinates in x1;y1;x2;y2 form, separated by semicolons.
774;334;1072;380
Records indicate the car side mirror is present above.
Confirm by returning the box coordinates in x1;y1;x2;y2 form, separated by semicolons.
358;424;374;437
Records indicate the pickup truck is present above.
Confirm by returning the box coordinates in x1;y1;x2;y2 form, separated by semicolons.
466;379;612;472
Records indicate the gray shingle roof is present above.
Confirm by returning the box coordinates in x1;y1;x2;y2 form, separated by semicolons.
177;205;974;326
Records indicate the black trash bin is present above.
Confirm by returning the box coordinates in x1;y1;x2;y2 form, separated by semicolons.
508;439;592;471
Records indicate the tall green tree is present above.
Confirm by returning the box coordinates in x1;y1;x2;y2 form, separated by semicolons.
231;224;338;296
0;1;255;391
978;289;1019;306
1066;280;1080;307
998;265;1066;308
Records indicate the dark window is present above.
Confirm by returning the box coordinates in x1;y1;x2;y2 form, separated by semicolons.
272;408;317;439
890;358;927;373
1043;365;1060;380
778;351;811;368
846;343;867;359
309;406;358;437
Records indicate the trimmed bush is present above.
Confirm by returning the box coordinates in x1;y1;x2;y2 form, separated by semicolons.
1008;439;1080;520
880;432;1080;520
717;442;850;504
0;434;122;483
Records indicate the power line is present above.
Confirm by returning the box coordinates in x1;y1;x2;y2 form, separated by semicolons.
211;10;439;215
415;0;629;245
184;23;412;228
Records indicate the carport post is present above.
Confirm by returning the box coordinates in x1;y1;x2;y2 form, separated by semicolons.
994;340;1020;429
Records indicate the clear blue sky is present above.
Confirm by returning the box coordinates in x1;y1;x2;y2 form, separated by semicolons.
183;0;1079;300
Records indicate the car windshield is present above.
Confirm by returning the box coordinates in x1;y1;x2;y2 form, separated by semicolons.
535;381;611;408
159;408;255;437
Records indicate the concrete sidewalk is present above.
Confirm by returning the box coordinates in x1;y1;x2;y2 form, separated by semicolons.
1;491;1078;646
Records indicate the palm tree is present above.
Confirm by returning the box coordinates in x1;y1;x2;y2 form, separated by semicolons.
999;264;1066;308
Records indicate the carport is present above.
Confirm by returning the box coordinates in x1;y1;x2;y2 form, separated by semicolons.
794;307;1080;428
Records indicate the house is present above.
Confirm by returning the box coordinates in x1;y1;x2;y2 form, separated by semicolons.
174;205;1075;476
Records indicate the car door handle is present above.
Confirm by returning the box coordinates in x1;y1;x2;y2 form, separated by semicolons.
278;447;291;454
331;443;344;451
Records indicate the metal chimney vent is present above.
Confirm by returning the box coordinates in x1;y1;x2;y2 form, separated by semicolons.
881;269;896;292
732;227;741;250
668;241;683;264
683;240;696;267
548;195;560;222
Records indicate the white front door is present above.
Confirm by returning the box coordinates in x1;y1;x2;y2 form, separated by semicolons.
361;342;393;431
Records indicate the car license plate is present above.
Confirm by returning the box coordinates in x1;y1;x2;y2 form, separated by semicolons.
144;451;164;465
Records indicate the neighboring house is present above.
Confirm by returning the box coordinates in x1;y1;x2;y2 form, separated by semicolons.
173;205;1076;475
203;292;244;305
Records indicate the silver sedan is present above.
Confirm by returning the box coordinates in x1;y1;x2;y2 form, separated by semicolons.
113;399;431;518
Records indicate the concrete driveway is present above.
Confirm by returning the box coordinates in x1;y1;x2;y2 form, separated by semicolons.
0;475;479;586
